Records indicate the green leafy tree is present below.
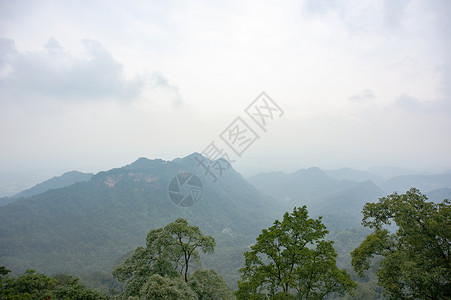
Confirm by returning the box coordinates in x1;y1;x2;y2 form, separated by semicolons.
113;230;179;298
236;206;356;299
0;267;107;300
351;188;451;299
79;271;122;296
51;273;109;300
165;218;215;282
113;218;216;298
139;274;197;300
189;269;233;299
0;269;52;299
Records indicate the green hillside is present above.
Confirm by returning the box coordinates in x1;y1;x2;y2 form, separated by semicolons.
12;171;93;199
0;154;278;287
2;155;449;297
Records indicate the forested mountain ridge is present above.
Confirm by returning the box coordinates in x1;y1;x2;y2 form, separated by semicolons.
12;171;93;199
2;155;449;295
0;171;93;206
0;154;278;281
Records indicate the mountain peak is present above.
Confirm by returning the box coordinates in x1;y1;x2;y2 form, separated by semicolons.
0;152;277;278
293;167;329;178
125;157;166;169
11;171;93;199
172;152;204;164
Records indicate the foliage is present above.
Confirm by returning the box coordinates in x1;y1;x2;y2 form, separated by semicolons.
0;155;277;283
165;218;216;282
139;274;197;300
113;218;216;298
236;206;356;299
0;267;108;299
0;269;54;299
79;271;122;296
351;188;451;299
189;269;233;299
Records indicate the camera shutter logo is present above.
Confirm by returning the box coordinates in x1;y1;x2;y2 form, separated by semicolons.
168;173;203;207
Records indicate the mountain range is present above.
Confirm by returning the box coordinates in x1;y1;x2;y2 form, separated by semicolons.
248;167;451;227
0;153;450;289
0;154;278;285
247;168;385;230
0;171;93;206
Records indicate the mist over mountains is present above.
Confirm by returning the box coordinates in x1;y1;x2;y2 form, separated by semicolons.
248;166;451;230
0;154;277;283
0;153;450;288
14;171;93;199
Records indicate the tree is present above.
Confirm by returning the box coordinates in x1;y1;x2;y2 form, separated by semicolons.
79;271;122;296
113;218;216;298
236;206;356;299
165;218;215;282
351;188;451;299
113;229;179;298
0;267;107;299
51;273;109;300
139;274;197;300
189;269;233;299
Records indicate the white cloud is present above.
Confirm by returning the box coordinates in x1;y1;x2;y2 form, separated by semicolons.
349;89;375;102
0;38;145;101
396;95;451;114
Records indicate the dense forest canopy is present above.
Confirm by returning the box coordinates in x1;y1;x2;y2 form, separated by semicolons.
352;188;451;299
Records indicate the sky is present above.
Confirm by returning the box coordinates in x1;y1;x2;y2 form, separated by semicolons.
1;0;451;188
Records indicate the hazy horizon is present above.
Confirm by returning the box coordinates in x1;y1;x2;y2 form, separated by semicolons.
1;151;450;197
1;0;450;194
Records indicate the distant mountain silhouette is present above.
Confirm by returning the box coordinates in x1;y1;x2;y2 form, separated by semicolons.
12;171;93;199
365;166;413;179
324;168;384;184
0;171;93;206
248;168;385;230
426;188;451;203
248;167;336;199
380;173;451;193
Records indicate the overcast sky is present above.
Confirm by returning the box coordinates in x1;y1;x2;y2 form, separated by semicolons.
1;0;450;182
